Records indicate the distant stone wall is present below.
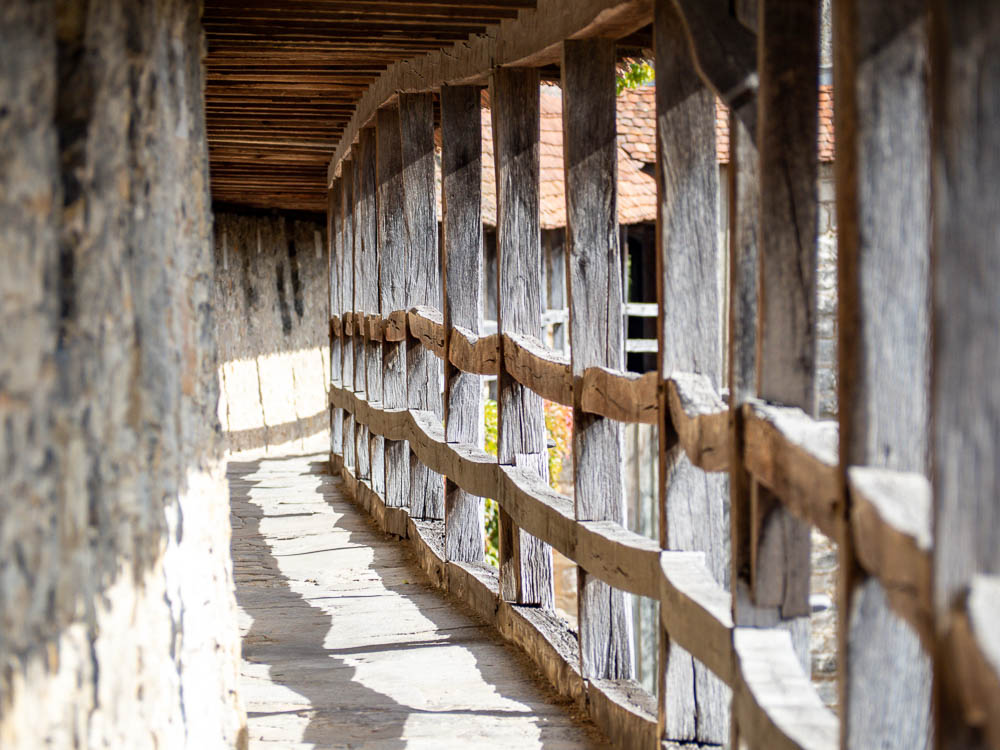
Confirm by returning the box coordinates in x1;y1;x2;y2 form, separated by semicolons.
214;211;330;454
816;164;838;418
0;2;243;747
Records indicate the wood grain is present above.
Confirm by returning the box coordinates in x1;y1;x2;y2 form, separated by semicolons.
376;106;410;511
340;160;356;471
562;38;633;682
441;84;486;564
654;1;729;740
400;92;444;520
930;4;1000;746
491;66;553;608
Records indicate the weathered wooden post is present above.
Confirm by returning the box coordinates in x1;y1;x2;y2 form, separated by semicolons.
400;92;445;520
929;3;1000;747
351;142;371;486
358;127;384;498
329;181;343;466
562;38;634;679
654;1;729;742
491;66;553;608
752;0;819;655
377;105;410;531
834;1;933;747
341;160;356;472
441;84;485;562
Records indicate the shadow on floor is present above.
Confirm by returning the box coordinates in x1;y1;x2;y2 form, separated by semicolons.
229;453;604;749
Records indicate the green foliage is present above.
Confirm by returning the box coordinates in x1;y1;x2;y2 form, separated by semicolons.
481;399;573;567
616;60;654;95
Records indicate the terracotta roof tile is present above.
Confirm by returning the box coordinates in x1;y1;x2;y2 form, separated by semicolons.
435;83;835;230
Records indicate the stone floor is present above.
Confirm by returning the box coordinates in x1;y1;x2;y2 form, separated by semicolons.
229;452;609;749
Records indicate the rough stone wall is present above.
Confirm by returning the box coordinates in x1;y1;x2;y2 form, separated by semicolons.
816;164;838;418
214;211;330;454
1;2;244;747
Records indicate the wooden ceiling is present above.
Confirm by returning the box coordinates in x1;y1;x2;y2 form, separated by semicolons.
203;0;535;212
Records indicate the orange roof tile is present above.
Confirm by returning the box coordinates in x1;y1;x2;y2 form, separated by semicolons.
435;83;834;230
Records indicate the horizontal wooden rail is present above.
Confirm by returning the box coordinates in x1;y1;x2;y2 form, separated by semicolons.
945;576;1000;749
329;380;837;750
742;400;840;539
848;467;932;645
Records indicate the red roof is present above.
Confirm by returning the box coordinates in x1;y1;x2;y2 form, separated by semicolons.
436;83;834;229
617;84;835;165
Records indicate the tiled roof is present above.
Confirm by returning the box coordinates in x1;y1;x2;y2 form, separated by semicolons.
616;83;835;165
435;83;834;230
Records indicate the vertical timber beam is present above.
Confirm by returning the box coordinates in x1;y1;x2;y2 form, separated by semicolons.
358;127;384;499
400;92;445;520
377;106;410;518
751;0;818;662
352;143;371;486
562;38;634;680
929;3;1000;748
491;66;554;608
341;160;356;472
654;2;729;742
834;1;933;747
441;85;485;562
329;181;343;466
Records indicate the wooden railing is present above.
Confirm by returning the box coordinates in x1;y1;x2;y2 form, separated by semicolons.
325;1;1000;748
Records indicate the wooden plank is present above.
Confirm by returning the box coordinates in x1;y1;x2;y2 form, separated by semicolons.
544;232;567;352
449;327;500;376
400;92;445;520
945;577;1000;750
351;142;371;487
357;128;384;498
329;183;344;459
376;106;409;511
502;332;572;406
491;66;553;608
834;1;934;745
848;467;932;642
562;38;633;681
407;306;446;358
580;368;657;425
341;160;356;471
750;0;817;671
733;628;838;750
441;84;486;563
929;4;1000;747
654;1;728;741
742;401;839;541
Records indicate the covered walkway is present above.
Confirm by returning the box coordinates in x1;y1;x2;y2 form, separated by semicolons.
230;453;607;748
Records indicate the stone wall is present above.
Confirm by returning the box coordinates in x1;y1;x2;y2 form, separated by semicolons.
1;2;243;747
213;211;330;454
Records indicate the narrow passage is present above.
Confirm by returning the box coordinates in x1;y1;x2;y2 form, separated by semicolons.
230;453;609;749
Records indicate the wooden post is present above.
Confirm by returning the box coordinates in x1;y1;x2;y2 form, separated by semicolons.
750;0;818;661
400;92;445;520
929;3;1000;748
834;1;933;747
441;84;485;562
329;182;343;463
562;38;634;680
341;160;356;472
377;105;410;516
358;127;384;498
351;142;370;486
654;3;729;742
491;66;553;608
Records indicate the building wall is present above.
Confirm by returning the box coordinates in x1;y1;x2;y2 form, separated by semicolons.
213;212;330;455
0;2;244;747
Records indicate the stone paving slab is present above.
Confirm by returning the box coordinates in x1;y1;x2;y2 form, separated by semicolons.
230;453;609;749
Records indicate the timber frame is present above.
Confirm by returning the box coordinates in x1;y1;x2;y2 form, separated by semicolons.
324;1;1000;748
